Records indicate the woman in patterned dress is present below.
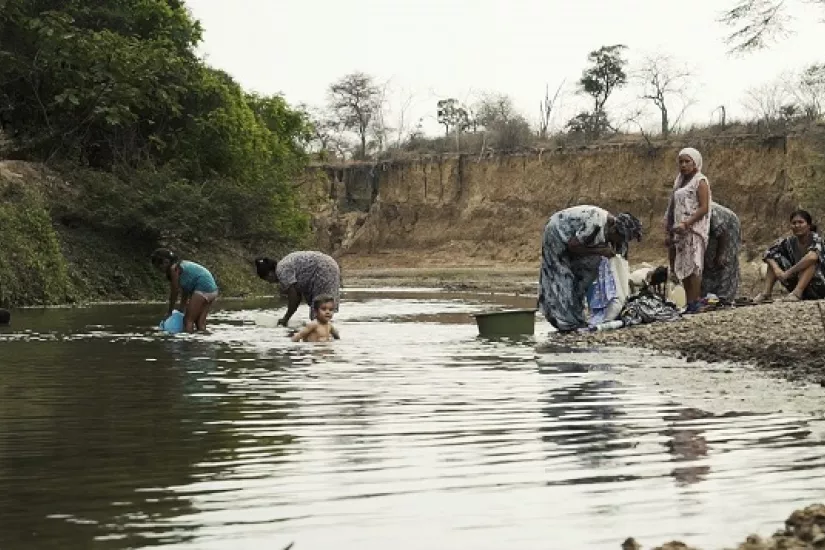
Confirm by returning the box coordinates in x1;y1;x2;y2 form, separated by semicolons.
701;202;741;304
254;251;341;326
664;147;711;313
754;210;825;302
538;205;643;332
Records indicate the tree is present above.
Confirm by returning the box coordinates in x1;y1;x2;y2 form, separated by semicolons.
720;0;825;53
742;77;795;129
538;82;564;140
474;93;532;150
437;99;469;136
436;98;470;152
635;54;694;137
576;44;628;137
794;63;825;119
327;72;381;159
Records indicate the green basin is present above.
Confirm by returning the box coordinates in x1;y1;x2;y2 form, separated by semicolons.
473;308;538;336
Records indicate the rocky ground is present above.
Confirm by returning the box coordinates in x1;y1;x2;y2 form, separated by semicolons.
565;298;825;386
624;503;825;549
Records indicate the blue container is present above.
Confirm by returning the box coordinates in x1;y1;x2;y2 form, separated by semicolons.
159;310;185;334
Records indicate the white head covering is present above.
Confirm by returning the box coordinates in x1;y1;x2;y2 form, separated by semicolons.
678;147;703;172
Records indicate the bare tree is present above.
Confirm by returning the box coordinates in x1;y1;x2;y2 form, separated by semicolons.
538;81;564;140
392;89;416;149
742;77;794;128
474;93;532;150
328;72;381;159
791;63;825;119
369;80;393;155
635;54;695;137
720;0;825;53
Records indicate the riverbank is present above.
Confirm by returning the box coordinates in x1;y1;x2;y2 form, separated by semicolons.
627;503;825;549
564;298;825;385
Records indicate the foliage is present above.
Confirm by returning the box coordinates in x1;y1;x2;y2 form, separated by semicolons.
719;0;825;53
436;98;470;136
571;44;628;138
0;179;73;307
0;0;312;253
327;72;381;159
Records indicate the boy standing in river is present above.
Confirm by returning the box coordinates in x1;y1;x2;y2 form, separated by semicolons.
291;295;340;342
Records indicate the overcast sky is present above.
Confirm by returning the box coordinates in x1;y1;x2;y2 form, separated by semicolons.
185;0;824;136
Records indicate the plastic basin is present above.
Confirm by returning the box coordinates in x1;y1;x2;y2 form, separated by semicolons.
473;309;537;337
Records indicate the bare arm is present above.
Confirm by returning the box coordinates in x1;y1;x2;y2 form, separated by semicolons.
291;322;317;342
714;232;729;266
168;268;181;316
785;251;819;278
278;285;301;326
681;180;710;229
330;325;340;340
568;238;615;258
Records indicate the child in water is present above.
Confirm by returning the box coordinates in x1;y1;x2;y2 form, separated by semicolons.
291;295;340;342
150;248;219;333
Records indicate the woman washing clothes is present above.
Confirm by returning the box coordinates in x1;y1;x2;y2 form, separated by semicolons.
150;249;219;332
754;210;825;302
538;205;643;332
664;147;711;314
254;251;341;326
701;202;741;304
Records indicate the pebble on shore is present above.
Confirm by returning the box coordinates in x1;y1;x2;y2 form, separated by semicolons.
555;300;825;385
624;503;825;549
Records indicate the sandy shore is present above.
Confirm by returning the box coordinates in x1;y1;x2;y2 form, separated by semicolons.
564;298;825;386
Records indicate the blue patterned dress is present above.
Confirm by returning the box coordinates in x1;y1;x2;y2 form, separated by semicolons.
538;206;609;331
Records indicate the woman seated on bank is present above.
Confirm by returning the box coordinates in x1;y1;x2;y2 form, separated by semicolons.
754;209;825;303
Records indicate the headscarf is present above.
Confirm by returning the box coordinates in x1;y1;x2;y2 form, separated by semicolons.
613;212;643;257
678;147;703;173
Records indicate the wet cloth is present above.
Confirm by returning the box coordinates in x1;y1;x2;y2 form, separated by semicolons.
665;148;711;281
276;251;341;319
587;256;630;327
702;203;741;303
621;291;682;326
763;233;825;299
177;260;218;295
538;206;609;331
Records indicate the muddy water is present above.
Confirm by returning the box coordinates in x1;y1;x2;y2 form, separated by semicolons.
2;289;825;550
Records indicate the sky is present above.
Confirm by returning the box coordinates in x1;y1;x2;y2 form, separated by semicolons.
184;0;824;137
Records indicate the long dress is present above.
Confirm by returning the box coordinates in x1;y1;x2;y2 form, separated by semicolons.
763;233;825;299
538;205;609;331
671;174;711;281
701;203;741;303
275;251;341;319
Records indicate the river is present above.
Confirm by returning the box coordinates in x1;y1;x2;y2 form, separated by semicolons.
2;288;825;549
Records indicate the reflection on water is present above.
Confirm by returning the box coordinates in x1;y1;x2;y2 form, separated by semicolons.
1;290;825;549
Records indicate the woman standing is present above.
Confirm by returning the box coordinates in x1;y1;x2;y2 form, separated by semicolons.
254;251;341;326
150;249;219;333
664;147;711;313
755;210;825;302
538;205;642;332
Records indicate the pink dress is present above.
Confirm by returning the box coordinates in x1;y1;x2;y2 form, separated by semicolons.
672;174;711;280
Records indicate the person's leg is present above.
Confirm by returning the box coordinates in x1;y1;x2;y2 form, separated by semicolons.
196;300;212;331
185;293;207;332
790;262;818;299
682;274;702;306
756;267;778;302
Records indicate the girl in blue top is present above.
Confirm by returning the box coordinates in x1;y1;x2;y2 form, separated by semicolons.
151;248;219;332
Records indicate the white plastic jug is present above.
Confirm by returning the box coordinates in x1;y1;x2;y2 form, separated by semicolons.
668;283;687;309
